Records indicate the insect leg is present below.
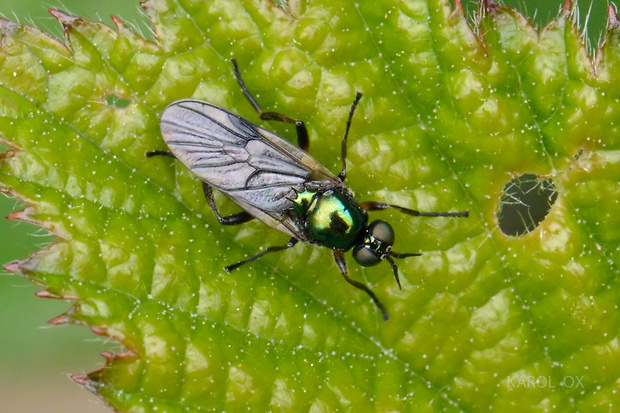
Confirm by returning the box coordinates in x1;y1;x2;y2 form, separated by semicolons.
231;59;309;152
225;237;299;273
203;182;254;225
337;92;363;182
145;150;176;159
332;251;389;321
146;152;252;223
360;201;469;218
383;253;420;290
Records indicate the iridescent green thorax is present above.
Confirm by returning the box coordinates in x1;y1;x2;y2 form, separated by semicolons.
292;189;367;250
291;190;315;216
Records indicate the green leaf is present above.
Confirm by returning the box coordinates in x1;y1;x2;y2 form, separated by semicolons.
1;0;618;411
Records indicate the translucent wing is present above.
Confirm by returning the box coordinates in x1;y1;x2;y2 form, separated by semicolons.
159;99;342;238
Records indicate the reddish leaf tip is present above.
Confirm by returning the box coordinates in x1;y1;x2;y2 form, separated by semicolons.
49;9;77;27
101;351;115;362
35;290;58;299
608;5;619;29
100;351;138;362
111;15;124;29
454;0;463;13
48;314;72;325
562;0;572;15
71;374;99;393
36;290;78;300
71;374;89;385
3;261;24;275
6;207;44;228
6;210;25;221
90;326;108;336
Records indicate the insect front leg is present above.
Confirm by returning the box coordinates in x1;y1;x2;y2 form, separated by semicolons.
359;201;467;291
202;182;254;225
332;251;389;321
360;201;469;218
231;59;310;152
225;237;299;273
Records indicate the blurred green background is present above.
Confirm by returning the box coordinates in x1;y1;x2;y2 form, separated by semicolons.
0;0;609;411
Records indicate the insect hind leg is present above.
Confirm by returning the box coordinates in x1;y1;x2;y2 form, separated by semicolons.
203;182;254;225
231;59;309;152
225;237;299;273
146;150;176;159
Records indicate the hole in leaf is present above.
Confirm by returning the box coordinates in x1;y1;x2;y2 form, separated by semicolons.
106;94;131;108
497;173;558;236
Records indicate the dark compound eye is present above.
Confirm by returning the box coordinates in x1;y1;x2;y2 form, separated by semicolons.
368;220;395;245
352;220;395;267
353;245;382;267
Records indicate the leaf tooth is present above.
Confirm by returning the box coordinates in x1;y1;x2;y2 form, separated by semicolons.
48;313;73;325
3;204;56;233
70;374;89;385
101;351;115;362
5;210;24;221
101;350;136;363
5;208;39;226
111;15;125;31
48;9;79;29
70;374;99;394
562;0;573;16
608;5;619;30
454;0;463;14
5;252;45;274
35;289;80;300
90;326;108;336
35;290;60;299
3;260;25;275
1;193;67;237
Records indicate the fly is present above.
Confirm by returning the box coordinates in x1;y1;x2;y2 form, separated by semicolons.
147;60;469;321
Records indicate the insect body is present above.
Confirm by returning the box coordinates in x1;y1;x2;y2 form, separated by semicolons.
149;60;468;320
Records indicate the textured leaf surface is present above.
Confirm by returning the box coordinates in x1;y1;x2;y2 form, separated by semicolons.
0;0;618;411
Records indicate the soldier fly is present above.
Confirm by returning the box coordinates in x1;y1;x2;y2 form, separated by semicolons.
147;60;469;320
